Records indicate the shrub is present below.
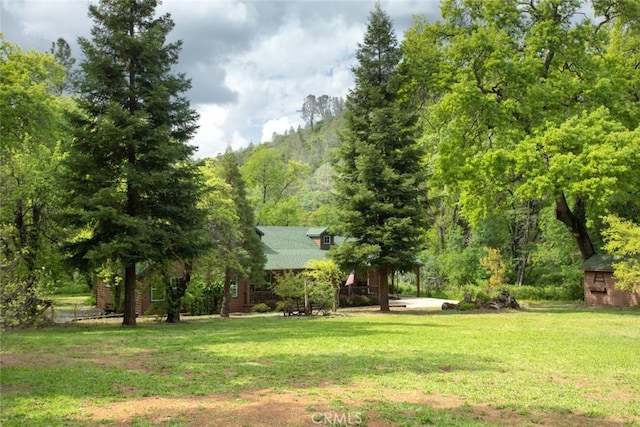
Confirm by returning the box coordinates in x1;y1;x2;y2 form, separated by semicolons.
445;280;584;303
85;295;97;307
54;280;91;295
275;300;289;312
273;271;305;303
188;278;223;316
458;301;477;311
308;280;334;312
394;284;415;296
145;302;167;316
339;294;378;308
262;299;278;310
504;282;583;301
250;303;271;313
480;247;507;291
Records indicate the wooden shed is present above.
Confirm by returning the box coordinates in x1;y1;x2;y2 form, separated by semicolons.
581;254;639;307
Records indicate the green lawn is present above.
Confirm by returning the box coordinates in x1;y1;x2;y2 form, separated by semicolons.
1;304;639;426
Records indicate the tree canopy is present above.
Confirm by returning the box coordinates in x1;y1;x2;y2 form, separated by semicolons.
332;3;429;311
0;37;71;327
62;0;207;326
402;0;640;263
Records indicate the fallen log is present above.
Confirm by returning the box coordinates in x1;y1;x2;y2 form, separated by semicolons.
441;302;461;310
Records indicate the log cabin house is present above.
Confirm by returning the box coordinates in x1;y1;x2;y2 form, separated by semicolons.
95;226;383;314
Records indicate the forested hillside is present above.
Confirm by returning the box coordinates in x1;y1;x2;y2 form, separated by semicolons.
233;105;345;227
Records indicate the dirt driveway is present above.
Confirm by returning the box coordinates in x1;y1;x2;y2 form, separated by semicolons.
389;296;459;310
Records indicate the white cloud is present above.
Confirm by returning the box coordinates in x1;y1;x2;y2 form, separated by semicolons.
219;15;364;153
229;131;250;152
191;104;230;158
261;116;300;143
159;0;249;24
2;0;88;41
1;0;441;159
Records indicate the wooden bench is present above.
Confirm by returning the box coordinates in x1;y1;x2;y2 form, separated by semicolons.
282;300;314;316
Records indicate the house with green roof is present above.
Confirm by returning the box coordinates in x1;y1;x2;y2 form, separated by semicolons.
249;226;345;305
94;226;380;314
259;226;335;272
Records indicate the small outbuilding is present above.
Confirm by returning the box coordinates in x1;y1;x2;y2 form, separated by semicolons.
581;254;639;307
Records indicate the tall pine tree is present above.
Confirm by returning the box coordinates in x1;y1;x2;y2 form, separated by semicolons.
332;3;428;311
62;0;207;326
218;149;266;318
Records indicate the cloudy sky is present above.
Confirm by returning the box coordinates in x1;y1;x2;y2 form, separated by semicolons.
1;0;440;158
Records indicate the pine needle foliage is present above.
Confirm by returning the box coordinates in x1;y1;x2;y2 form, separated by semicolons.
62;0;208;326
332;3;429;311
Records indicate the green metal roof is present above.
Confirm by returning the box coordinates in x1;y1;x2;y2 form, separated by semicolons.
580;253;615;272
305;227;327;237
257;226;332;270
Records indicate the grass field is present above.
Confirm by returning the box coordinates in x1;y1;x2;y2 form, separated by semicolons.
1;304;639;426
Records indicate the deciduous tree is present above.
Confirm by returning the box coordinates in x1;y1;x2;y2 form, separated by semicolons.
403;0;640;262
216;150;266;317
241;145;309;225
602;215;640;292
0;37;70;327
304;259;344;313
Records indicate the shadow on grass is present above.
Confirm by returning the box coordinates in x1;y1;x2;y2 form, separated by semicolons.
1;342;496;392
3;310;638;426
1;350;498;426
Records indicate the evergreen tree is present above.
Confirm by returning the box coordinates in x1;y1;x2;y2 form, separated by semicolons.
49;38;79;95
332;3;429;311
62;0;207;326
218;149;266;318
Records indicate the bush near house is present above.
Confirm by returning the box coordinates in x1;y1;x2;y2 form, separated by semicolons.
339;295;379;307
250;303;271;313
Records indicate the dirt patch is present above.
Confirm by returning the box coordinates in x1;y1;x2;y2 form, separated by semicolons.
0;346;152;372
81;390;330;427
551;375;590;388
77;386;631;426
0;350;59;368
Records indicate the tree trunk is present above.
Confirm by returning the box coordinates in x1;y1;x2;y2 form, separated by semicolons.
220;268;232;318
122;263;137;326
390;270;395;295
166;275;181;323
378;265;390;312
167;263;192;323
304;279;310;315
555;193;596;260
122;11;138;327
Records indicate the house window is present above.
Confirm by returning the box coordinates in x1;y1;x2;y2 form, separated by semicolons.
150;285;165;302
322;235;332;245
151;277;180;302
230;277;239;298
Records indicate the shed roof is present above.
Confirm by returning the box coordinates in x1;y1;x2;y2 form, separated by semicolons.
257;226;333;271
580;253;615;272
